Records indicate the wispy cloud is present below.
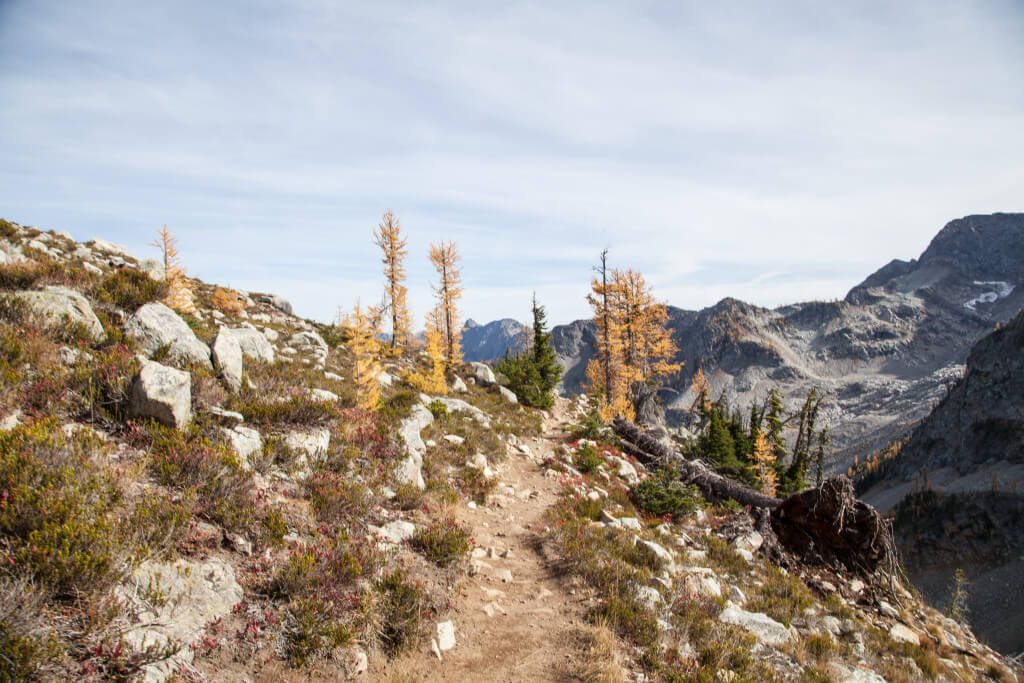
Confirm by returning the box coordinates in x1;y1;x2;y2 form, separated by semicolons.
1;0;1022;324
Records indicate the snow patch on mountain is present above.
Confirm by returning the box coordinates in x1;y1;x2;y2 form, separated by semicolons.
964;281;1015;310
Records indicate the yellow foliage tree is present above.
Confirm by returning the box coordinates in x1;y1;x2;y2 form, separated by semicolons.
585;260;680;421
749;430;778;497
373;209;411;354
428;241;463;369
151;226;196;315
344;300;382;411
690;367;711;415
408;309;448;395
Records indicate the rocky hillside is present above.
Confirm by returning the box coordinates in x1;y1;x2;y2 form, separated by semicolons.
552;213;1024;471
858;309;1024;655
0;217;1018;682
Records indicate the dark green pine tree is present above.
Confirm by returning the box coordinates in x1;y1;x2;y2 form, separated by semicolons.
782;387;821;494
496;294;562;409
764;389;788;482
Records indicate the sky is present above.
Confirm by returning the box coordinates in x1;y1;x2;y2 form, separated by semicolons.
1;1;1022;327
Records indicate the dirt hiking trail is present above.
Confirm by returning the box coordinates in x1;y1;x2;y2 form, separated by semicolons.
394;399;592;682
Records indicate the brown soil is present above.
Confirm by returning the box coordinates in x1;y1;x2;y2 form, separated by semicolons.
385;399;593;682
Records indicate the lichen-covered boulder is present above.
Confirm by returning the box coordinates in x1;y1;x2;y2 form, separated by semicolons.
16;286;106;342
211;327;243;392
124;302;211;368
129;360;192;428
223;325;275;364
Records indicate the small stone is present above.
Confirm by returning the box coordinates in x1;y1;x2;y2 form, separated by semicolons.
848;578;865;594
436;621;456;651
878;600;899;619
498;569;513;583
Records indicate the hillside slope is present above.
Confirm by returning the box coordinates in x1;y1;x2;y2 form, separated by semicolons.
0;218;1018;682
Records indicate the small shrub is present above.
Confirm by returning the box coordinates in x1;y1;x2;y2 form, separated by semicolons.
283;597;354;667
0;419;124;596
393;482;425;511
572;443;603;474
457;466;497;504
593;594;661;649
703;535;749;577
96;269;166;311
228;393;337;426
573;408;606;440
127;492;193;559
379;389;417;424
427;398;448;420
804;632;836;661
629;469;704;518
410;518;471;567
0;577;61;680
210;287;246;315
306;471;372;524
377;569;426;657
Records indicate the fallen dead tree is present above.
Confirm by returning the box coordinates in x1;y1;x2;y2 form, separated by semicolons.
612;418;901;581
612;417;780;509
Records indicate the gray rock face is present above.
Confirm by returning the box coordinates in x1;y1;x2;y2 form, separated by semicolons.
285;428;330;472
118;558;243;683
460;318;528;362
125;302;212;368
212;327;243;392
470;362;497;387
16;286;106;341
719;605;793;646
129;360;192;428
222;325;275;364
498;385;518;404
89;238;133;258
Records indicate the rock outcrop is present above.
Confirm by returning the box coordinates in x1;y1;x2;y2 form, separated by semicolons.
16;285;106;341
125;302;212;368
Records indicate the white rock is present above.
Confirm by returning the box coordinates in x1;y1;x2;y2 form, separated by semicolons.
607;455;639;485
436;621;456;652
309;388;340;402
222;325;275;364
343;646;369;678
138;258;165;281
378;371;394;387
819;615;843;637
735;548;754;563
118;558;243;683
285;428;331;469
636;539;676;571
889;623;920;645
129;360;191;428
684;573;722;598
732;530;763;553
83;261;103;275
420;394;490;426
618;517;642;531
635;585;663;611
719;606;792;646
878;600;899;619
324;371;343;381
289;330;328;356
89;238;133;258
373;520;416;545
470;361;496;386
848;578;865;594
395;404;434;490
729;585;747;604
221;426;262;470
124;302;212;368
443;434;465;445
16;286;106;342
451;376;468;393
498;386;518;404
211;327;243;392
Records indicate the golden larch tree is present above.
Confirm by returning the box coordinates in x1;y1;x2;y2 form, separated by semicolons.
373;209;411;354
428;241;463;369
585;264;680;421
151;226;197;315
344;300;382;411
749;430;779;497
408;309;448;395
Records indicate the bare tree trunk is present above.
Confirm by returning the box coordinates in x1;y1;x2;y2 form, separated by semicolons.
612;417;780;509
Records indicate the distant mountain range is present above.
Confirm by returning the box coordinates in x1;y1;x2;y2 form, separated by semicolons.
466;213;1024;473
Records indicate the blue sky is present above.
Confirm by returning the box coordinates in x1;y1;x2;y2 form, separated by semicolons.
1;1;1022;326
